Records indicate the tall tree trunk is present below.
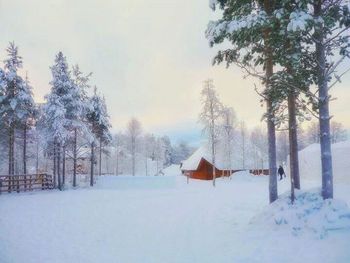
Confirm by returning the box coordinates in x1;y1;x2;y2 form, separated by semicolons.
132;138;135;176
62;145;66;187
23;124;27;175
57;143;61;191
8;127;13;192
9;129;12;174
99;137;102;176
212;132;216;187
145;156;148;176
53;141;57;189
73;128;77;187
23;125;27;190
11;130;13;190
314;0;333;199
285;35;301;190
290;169;295;203
267;100;278;203
288;90;300;189
12;128;15;176
241;126;245;169
116;145;119;176
9;125;15;176
90;142;94;186
264;0;278;203
36;134;39;174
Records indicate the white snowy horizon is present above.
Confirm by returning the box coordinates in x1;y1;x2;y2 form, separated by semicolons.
0;0;349;143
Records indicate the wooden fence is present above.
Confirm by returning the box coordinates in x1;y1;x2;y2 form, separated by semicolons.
0;174;54;194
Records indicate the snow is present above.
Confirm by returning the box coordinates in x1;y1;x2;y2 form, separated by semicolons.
162;164;181;176
1;172;350;263
293;141;350;183
252;189;350;238
206;11;267;45
287;11;313;32
181;145;209;170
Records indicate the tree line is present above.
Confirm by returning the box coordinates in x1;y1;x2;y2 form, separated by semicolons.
198;79;347;187
0;42;112;189
207;0;350;201
199;79;270;186
0;42;194;189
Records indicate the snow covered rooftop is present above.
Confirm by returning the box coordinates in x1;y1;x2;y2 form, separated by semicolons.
181;146;244;171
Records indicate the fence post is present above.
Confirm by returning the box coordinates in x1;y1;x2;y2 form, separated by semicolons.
16;176;20;193
41;174;44;190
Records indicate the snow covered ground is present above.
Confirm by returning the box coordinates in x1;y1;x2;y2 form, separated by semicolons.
1;173;350;263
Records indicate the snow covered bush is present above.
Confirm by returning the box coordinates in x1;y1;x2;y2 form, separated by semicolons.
251;189;350;239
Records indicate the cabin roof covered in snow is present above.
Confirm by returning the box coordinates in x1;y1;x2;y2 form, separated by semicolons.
181;146;243;171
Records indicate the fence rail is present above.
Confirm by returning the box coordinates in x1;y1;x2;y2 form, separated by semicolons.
0;174;54;194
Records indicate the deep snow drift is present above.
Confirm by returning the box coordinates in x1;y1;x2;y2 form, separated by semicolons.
251;189;350;238
0;173;350;263
295;140;350;183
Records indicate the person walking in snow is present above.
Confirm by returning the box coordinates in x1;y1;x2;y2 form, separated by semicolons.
278;165;286;180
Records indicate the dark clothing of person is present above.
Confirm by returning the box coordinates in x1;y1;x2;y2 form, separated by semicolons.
278;166;285;180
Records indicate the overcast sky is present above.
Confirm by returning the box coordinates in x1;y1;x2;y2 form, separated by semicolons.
0;0;349;144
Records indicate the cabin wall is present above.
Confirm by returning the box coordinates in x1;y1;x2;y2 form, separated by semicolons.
182;167;269;180
183;159;227;180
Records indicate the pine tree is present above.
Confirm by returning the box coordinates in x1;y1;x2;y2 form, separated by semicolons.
311;0;350;199
0;42;35;177
207;0;279;201
21;74;36;176
160;136;174;167
277;0;350;198
86;87;112;184
69;65;92;187
41;52;72;190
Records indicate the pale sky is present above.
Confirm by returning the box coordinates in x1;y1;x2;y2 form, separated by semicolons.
0;0;349;144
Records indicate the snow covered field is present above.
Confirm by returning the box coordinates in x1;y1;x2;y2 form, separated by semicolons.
1;173;350;263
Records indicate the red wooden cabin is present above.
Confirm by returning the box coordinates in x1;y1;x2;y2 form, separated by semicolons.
182;158;241;180
181;146;269;180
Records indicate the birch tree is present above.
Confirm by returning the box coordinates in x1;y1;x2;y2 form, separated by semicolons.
239;121;248;170
221;106;237;176
199;79;223;187
330;121;348;143
127;118;142;176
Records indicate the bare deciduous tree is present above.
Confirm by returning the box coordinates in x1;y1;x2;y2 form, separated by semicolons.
127;118;142;176
199;79;223;187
